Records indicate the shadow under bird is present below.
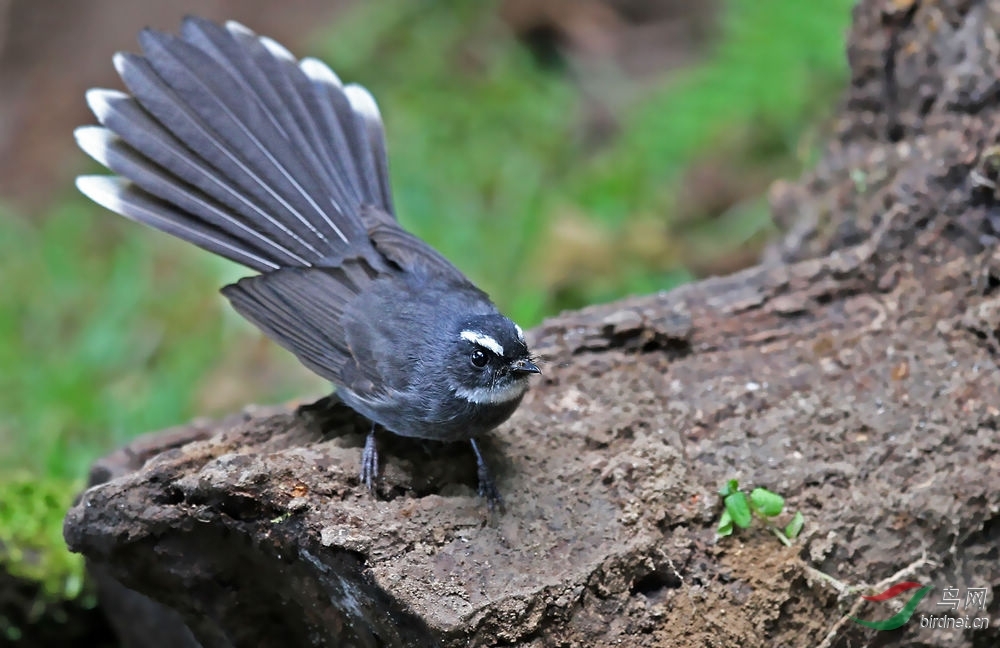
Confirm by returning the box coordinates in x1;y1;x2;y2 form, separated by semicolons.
74;16;540;505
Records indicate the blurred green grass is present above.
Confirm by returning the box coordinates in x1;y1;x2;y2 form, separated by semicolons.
0;0;854;616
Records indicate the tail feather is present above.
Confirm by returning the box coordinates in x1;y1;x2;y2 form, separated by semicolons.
133;28;352;248
75;126;310;268
76;176;281;271
109;49;333;259
77;17;396;270
81;90;319;261
343;84;393;212
181;18;366;224
298;57;380;210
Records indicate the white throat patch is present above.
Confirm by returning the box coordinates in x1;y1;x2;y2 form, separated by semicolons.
455;380;528;405
460;330;504;356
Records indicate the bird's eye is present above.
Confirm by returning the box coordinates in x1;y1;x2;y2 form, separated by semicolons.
470;349;488;368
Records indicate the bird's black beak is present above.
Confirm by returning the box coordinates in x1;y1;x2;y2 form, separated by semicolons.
512;358;541;375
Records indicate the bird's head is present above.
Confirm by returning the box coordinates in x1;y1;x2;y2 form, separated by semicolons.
448;314;540;405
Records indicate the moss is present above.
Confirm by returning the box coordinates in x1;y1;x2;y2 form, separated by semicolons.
0;473;86;601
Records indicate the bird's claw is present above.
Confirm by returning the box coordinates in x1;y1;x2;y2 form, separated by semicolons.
360;427;379;491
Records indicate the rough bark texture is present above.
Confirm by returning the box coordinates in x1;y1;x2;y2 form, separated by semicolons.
64;1;1000;646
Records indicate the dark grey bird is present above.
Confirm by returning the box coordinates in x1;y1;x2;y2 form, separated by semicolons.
74;16;540;505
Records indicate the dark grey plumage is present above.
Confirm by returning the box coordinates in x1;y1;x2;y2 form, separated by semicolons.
76;17;539;504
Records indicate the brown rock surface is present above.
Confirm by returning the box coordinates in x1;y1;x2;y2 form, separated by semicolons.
64;0;1000;646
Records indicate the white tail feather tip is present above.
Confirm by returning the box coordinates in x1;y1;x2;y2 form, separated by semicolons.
300;57;343;87
111;52;129;76
76;175;129;214
74;126;115;166
84;88;127;123
259;36;296;62
224;20;255;38
344;84;381;122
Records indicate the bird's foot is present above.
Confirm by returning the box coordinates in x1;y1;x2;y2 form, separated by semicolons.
360;426;379;492
469;438;503;511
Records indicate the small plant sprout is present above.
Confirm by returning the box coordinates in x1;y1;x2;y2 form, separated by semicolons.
716;479;804;546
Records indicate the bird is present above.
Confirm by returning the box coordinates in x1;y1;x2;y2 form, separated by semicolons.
74;16;541;506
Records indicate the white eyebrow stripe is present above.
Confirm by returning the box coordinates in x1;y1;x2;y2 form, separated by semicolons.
514;323;524;341
460;330;504;356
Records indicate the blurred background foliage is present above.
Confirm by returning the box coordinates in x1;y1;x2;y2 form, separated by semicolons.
0;0;854;639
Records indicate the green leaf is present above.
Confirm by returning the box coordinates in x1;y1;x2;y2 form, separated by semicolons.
718;479;740;498
785;511;805;539
717;509;734;537
750;488;785;517
725;492;752;528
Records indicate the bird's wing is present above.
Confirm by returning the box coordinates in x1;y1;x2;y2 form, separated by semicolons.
220;261;386;397
361;205;488;298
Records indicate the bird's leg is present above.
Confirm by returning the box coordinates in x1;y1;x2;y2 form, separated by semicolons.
469;438;502;509
360;424;379;491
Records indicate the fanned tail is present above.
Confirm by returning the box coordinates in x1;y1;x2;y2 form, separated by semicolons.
76;16;394;271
